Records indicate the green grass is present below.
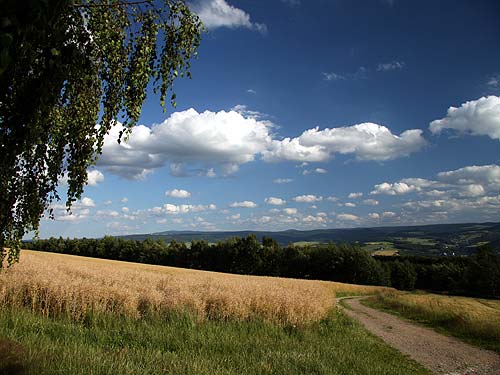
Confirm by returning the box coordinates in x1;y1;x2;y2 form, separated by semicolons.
364;292;500;353
0;307;431;375
361;242;399;256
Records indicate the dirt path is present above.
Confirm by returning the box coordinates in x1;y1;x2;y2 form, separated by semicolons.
339;297;500;375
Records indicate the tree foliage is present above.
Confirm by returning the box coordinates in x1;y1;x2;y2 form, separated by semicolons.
0;0;202;265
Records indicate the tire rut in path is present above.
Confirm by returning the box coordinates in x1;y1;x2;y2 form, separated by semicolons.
339;297;500;375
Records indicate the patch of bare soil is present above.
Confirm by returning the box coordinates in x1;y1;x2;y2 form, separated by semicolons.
0;338;26;375
340;297;500;375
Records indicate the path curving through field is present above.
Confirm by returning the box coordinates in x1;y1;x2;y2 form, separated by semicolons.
339;297;500;375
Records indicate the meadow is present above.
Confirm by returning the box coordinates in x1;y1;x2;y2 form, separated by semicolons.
0;250;434;375
366;291;500;352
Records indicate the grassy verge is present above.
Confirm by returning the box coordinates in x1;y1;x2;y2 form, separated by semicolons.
0;307;431;375
364;291;500;353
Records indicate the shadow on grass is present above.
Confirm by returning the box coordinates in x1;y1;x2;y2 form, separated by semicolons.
0;338;26;375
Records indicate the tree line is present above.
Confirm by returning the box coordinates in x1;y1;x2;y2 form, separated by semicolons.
23;235;500;297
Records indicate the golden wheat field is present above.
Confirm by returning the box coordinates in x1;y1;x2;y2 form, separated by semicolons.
373;291;500;338
0;250;388;326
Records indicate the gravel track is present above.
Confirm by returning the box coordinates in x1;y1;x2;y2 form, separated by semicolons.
339;297;500;375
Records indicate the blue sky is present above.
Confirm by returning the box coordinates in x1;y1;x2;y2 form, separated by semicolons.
36;0;500;238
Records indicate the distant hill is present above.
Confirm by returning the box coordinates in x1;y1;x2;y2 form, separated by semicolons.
118;222;500;256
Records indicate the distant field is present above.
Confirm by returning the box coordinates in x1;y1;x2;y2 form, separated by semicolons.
398;237;437;246
0;250;432;375
361;241;399;256
292;241;321;247
366;291;500;353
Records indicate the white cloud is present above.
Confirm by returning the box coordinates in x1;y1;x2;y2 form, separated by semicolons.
437;165;500;191
96;210;120;218
337;213;360;222
99;108;427;179
348;192;363;199
429;96;500;140
368;212;380;220
303;167;328;175
371;182;418;195
87;170;104;186
382;211;397;218
297;123;426;161
283;208;298;215
377;61;405;71
121;197;128;203
265;197;286;206
362;199;379;206
104;200;112;205
302;215;327;224
273;178;293;184
190;0;266;32
246;89;257;94
264;123;426;163
263;137;330;163
326;196;339;202
121;207;129;213
80;197;95;207
165;189;192;198
344;202;356;208
98;108;273;179
154;203;217;215
230;200;257;208
292;194;323;203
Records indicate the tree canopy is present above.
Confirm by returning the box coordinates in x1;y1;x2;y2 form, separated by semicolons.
0;0;202;265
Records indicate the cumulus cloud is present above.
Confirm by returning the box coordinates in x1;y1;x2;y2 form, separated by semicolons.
373;164;500;199
437;165;500;190
336;213;360;222
87;170;104;186
265;197;286;206
371;181;419;195
264;123;426;163
190;0;266;32
368;212;380;220
382;211;397;218
166;189;192;198
230;200;257;208
348;192;363;199
150;203;217;215
302;215;328;224
429;96;500;140
99;108;427;180
362;199;379;206
98;108;273;179
344;202;356;208
283;208;298;215
79;197;95;207
292;194;323;203
369;164;500;223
